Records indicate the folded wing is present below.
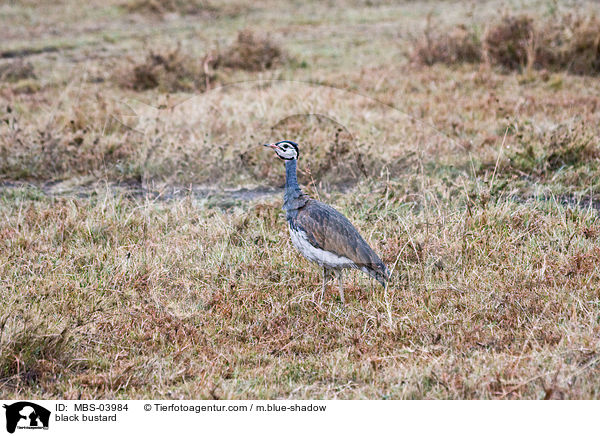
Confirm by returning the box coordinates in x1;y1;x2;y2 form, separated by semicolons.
293;199;388;285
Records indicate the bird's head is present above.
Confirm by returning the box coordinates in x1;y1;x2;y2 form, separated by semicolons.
264;140;299;161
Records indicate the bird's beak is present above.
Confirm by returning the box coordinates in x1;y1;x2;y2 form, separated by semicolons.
264;143;279;150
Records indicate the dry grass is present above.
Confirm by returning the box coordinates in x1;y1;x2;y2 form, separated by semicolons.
0;59;36;83
1;0;600;399
505;123;600;180
115;31;286;92
1;179;599;399
413;10;600;75
0;96;140;180
123;0;217;16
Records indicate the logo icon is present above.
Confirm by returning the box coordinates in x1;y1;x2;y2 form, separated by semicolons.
3;402;50;434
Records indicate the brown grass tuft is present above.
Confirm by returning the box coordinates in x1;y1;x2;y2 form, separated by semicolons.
412;21;482;66
123;0;216;16
219;29;287;72
116;47;217;92
535;12;600;75
483;15;534;70
0;59;37;83
116;31;287;92
414;12;600;75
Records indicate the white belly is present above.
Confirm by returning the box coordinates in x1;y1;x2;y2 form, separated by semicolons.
289;227;355;269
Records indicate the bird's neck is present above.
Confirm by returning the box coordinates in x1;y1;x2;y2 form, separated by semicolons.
283;159;306;211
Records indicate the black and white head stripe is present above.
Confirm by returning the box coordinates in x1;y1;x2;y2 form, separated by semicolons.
270;140;299;160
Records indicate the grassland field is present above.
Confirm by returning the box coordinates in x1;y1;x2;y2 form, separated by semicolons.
1;0;600;399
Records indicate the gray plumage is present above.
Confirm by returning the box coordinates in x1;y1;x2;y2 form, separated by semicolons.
265;140;389;303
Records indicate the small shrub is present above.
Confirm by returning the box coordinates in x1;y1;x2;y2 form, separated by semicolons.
116;31;287;92
219;30;287;72
412;11;600;75
412;22;482;65
535;13;600;75
483;15;534;70
117;47;217;92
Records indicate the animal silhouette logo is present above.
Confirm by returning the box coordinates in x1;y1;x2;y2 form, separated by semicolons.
2;402;50;434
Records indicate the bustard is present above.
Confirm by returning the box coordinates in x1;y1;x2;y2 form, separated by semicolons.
264;140;389;303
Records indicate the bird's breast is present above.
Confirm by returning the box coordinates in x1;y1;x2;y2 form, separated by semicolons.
288;224;354;269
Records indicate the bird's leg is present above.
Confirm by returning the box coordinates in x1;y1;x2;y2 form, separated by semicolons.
321;267;327;302
337;270;345;304
383;280;393;326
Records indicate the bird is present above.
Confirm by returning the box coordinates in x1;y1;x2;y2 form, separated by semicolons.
264;140;389;303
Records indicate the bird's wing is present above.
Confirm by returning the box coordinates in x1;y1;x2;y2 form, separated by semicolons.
294;199;386;273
